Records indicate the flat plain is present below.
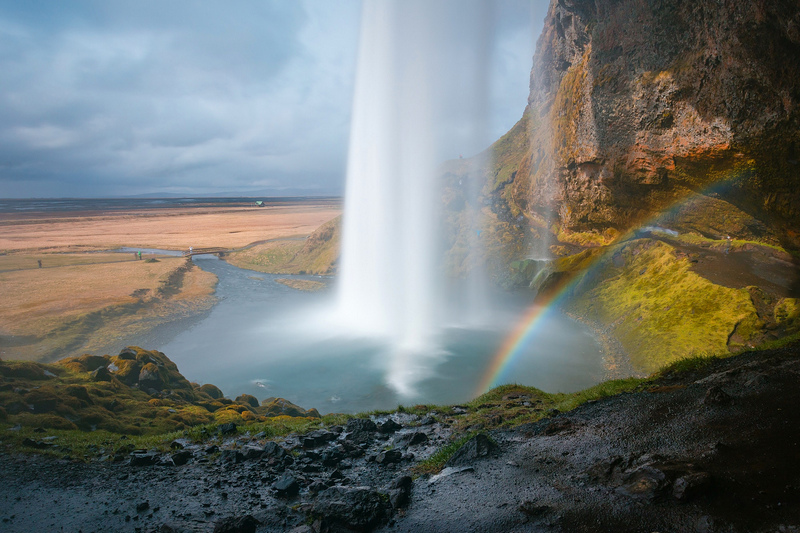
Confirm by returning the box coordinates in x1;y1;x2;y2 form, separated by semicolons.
0;199;341;362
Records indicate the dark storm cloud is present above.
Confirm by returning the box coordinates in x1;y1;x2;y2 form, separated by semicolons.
0;0;360;197
0;1;546;198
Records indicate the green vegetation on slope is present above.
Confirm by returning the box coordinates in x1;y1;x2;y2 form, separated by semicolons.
226;215;340;275
0;347;320;440
566;239;760;373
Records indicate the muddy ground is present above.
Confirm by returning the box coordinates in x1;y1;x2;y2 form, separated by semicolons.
1;343;798;533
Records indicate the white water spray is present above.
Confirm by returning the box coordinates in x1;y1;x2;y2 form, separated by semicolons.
337;0;493;394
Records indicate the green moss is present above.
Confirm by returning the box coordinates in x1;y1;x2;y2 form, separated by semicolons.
413;433;478;476
774;299;800;332
226;215;341;276
567;239;759;373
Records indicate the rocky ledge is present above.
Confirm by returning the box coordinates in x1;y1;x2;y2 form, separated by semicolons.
1;343;799;532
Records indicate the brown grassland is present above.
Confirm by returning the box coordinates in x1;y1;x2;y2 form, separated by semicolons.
0;201;341;362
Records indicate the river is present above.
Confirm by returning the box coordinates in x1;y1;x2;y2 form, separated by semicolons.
154;254;605;414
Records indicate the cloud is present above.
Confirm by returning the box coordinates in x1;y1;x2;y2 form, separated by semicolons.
0;0;544;198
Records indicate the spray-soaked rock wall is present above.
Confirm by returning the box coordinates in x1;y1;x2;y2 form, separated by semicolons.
489;0;800;246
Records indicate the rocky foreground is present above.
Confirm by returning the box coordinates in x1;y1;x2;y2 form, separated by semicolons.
1;343;799;532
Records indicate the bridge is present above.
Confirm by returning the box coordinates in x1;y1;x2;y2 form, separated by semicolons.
183;248;230;257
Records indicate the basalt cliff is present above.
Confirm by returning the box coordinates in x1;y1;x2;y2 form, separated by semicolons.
483;0;800;247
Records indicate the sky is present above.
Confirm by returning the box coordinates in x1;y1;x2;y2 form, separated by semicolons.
0;0;548;198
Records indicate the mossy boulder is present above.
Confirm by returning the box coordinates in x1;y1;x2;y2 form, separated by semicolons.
58;354;109;373
197;383;224;399
0;347;321;437
261;397;320;418
235;394;259;408
0;361;58;380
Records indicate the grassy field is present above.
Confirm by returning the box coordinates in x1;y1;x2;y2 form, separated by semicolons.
0;202;340;362
0;256;217;362
0;204;341;253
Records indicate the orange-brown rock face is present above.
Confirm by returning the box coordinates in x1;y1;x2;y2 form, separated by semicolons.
494;0;800;243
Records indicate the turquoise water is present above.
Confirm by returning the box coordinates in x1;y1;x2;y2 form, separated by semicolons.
159;255;605;414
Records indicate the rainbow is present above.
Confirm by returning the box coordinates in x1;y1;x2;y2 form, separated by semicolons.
474;266;586;396
475;168;754;397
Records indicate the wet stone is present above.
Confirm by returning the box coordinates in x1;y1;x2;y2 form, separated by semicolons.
273;475;300;498
377;419;402;434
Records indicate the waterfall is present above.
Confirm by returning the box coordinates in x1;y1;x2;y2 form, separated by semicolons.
337;0;493;394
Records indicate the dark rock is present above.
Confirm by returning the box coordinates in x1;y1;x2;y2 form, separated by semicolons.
445;434;498;467
220;450;244;464
419;416;436;425
212;515;259;533
169;440;184;450
345;418;378;444
310;486;389;532
308;481;328;495
273;475;300;498
262;441;286;459
136;501;149;513
241;446;264;461
90;365;112;382
130;453;159;467
394;431;428;448
21;438;50;449
218;422;237;436
387;476;412;509
322;447;345;467
118;347;137;360
377;419;402;433
376;449;403;465
673;472;713;501
171;450;193;466
704;386;734;406
617;465;668;501
587;455;623;480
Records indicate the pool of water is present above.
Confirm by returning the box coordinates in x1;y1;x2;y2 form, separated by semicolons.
157;255;605;414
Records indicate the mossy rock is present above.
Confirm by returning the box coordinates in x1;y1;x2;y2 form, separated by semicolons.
775;299;800;332
235;394;259;408
57;354;109;373
109;358;141;386
0;361;57;380
13;413;77;431
197;383;224;399
261;397;320;418
64;385;92;405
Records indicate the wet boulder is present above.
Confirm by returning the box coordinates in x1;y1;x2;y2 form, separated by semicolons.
345;418;377;444
445;434;498;467
377;419;402;434
273;475;300;498
212;515;260;533
310;486;390;532
393;431;428;448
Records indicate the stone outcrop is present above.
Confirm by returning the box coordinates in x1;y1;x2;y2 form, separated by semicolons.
480;0;800;251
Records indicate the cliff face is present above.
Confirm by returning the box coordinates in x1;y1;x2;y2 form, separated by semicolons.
492;0;800;246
